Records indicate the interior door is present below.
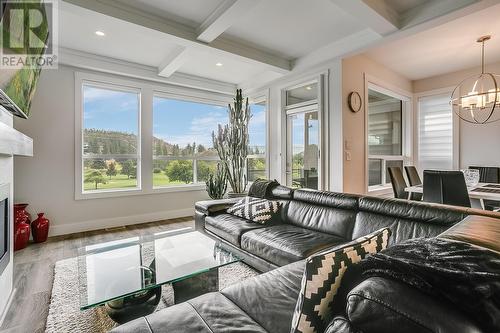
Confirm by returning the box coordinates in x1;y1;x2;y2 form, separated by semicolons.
286;108;319;189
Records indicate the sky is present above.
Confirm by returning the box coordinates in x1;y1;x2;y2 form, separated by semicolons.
83;85;267;149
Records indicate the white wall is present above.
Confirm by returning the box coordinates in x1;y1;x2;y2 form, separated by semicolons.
413;62;500;169
13;65;212;236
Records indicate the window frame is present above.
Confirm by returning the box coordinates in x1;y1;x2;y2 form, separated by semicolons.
75;73;143;200
75;72;234;199
364;76;413;195
414;87;459;174
281;74;326;191
247;90;270;182
150;90;230;191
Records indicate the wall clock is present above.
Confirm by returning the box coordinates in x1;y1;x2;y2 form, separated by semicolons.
348;92;362;113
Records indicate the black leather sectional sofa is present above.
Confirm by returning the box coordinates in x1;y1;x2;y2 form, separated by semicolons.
112;186;500;333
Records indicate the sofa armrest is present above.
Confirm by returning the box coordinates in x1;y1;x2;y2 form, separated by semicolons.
195;198;241;216
346;277;482;333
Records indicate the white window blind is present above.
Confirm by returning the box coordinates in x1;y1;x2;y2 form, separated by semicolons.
418;93;453;171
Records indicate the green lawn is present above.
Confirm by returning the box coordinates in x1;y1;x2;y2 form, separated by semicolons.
153;172;186;187
83;168;191;191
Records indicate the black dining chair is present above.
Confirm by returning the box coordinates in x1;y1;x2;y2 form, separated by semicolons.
423;170;471;208
404;166;422;201
388;167;409;200
469;166;500;183
469;166;500;210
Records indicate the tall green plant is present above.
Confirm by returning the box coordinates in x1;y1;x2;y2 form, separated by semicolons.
205;163;228;199
212;89;250;194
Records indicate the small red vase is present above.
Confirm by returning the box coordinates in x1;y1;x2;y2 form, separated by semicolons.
14;203;31;225
31;213;49;243
14;221;30;251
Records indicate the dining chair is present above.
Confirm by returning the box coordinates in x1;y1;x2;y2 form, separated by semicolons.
469;166;500;183
423;170;471;208
469;166;500;211
404;166;423;201
405;166;422;185
388;167;409;200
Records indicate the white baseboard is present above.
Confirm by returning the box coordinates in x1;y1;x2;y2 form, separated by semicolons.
48;208;195;236
0;287;16;328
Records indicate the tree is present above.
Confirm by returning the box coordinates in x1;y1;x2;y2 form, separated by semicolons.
197;161;217;182
165;160;193;184
106;161;117;179
197;144;206;153
84;171;107;189
91;159;107;170
121;160;135;179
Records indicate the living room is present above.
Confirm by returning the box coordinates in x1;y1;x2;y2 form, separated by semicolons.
0;0;499;332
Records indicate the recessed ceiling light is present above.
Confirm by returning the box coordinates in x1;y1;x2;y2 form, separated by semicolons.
306;86;312;90
215;62;223;67
95;31;105;37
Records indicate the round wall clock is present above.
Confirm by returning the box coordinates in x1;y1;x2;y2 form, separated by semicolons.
348;92;362;113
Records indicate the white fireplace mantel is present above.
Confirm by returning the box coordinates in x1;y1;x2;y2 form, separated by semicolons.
0;108;32;325
0;120;33;157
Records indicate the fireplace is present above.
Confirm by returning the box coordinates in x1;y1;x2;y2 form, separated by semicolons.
0;184;9;275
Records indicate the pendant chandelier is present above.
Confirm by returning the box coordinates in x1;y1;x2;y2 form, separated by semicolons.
451;35;500;124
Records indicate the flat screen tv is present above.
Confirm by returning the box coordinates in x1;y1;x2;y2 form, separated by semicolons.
0;0;48;118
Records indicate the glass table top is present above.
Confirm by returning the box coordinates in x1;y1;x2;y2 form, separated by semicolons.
77;227;241;309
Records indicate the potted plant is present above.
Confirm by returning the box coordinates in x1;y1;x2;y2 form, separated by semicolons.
212;89;251;197
205;162;228;199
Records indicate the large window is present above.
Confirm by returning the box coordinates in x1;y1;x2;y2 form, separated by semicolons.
418;93;454;171
367;87;406;188
247;99;267;181
152;96;226;187
82;83;140;192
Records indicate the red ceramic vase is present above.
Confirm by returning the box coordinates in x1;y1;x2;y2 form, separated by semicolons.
14;203;31;225
14;221;30;251
31;213;50;243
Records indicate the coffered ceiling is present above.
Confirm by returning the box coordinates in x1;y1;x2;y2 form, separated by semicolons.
58;0;496;89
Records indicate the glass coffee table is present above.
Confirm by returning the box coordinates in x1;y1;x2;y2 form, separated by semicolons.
77;227;241;323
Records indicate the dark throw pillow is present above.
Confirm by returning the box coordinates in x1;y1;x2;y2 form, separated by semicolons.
248;178;280;198
227;196;281;224
290;228;391;333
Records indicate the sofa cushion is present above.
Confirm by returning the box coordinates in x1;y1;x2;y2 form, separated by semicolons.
352;211;450;245
241;224;347;266
285;190;359;238
187;292;268;332
347;277;483;333
291;228;390;333
227;197;281;224
222;260;305;333
111;302;212;333
205;213;266;246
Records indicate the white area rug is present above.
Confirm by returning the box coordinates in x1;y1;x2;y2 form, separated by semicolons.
45;258;259;333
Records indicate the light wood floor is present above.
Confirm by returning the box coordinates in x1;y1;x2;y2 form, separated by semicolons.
0;217;194;333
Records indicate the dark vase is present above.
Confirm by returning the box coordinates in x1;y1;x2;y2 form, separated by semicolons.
14;221;30;251
14;203;31;225
31;213;50;243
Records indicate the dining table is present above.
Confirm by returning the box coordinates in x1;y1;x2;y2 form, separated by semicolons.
405;182;500;210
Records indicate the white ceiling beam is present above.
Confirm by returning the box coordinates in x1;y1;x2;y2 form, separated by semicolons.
158;46;189;78
197;0;260;43
62;0;291;74
330;0;400;36
59;47;236;95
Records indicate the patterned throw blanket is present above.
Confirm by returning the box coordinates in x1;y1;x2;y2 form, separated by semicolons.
357;237;500;332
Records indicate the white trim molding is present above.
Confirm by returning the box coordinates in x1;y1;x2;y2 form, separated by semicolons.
48;208;195;237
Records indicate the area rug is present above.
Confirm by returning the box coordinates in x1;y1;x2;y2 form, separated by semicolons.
45;257;259;333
